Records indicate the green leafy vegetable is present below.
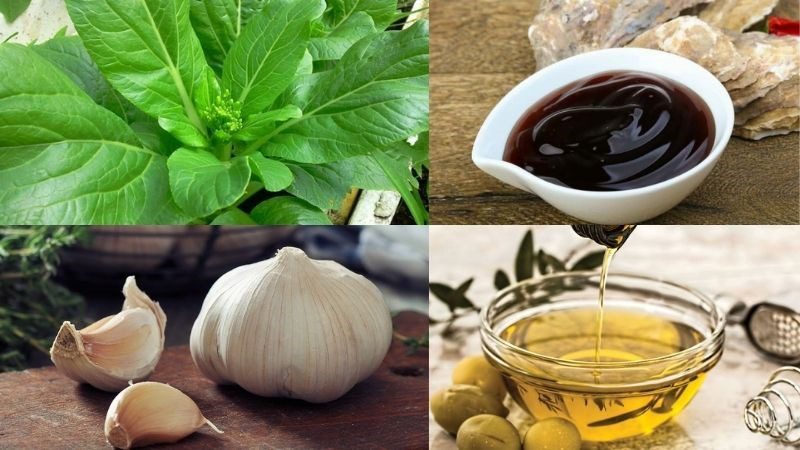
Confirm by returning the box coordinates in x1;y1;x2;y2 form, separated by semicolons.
248;153;294;192
223;0;324;116
167;148;251;218
189;0;267;73
0;0;31;23
0;0;428;224
251;196;333;224
0;44;185;224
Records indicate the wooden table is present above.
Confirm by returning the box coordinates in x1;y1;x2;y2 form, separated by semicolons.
0;312;428;449
430;0;800;224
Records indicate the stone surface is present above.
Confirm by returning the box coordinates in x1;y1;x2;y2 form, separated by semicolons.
429;225;800;450
699;0;779;32
628;18;800;140
628;16;747;82
774;0;800;19
736;76;799;125
729;32;800;109
735;109;800;140
527;0;712;68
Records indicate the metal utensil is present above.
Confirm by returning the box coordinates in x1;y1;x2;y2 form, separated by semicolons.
744;366;800;444
718;295;800;365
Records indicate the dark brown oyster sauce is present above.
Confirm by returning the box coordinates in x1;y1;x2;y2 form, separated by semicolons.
503;71;715;191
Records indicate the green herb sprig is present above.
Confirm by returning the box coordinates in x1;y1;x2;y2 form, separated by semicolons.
0;227;86;372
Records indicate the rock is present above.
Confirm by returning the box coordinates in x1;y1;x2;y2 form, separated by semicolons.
735;76;799;125
628;16;747;83
774;0;800;20
734;108;800;140
699;0;779;32
628;17;799;140
527;0;713;68
728;32;800;109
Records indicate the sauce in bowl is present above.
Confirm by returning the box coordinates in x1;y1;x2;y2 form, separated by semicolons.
503;71;715;191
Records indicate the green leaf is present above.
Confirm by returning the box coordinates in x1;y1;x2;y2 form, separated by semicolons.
515;230;534;281
537;250;566;275
251;196;332;224
222;0;325;116
324;0;398;30
0;44;186;224
429;280;475;312
456;278;473;294
494;270;511;290
284;162;350;211
235;105;302;142
410;131;429;172
372;150;427;224
309;12;376;61
248;153;293;192
30;36;146;123
189;0;267;73
167;149;251;217
0;0;31;23
66;0;211;147
129;121;181;155
284;156;393;211
192;68;222;117
211;208;257;224
570;250;607;271
260;20;429;163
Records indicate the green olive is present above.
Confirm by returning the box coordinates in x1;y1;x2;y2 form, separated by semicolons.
456;414;521;450
452;355;508;400
430;385;510;435
523;418;581;450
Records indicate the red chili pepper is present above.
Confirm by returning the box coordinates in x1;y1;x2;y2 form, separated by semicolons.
768;16;800;36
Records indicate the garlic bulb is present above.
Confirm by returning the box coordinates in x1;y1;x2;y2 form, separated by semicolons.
190;247;393;403
50;277;166;392
105;382;222;449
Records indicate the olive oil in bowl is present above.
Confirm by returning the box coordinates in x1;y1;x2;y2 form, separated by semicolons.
480;273;725;442
499;307;708;441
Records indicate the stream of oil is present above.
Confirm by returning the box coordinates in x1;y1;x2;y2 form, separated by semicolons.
594;246;618;366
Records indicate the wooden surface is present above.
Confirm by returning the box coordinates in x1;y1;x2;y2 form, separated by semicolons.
429;0;800;224
429;226;800;449
0;312;428;449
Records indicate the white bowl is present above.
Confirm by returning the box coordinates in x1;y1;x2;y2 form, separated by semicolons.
472;48;734;224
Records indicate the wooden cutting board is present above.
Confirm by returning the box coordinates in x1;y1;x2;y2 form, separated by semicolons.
430;0;800;224
0;312;428;449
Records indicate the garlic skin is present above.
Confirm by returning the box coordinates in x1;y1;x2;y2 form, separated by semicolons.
50;277;166;392
105;382;222;449
190;247;393;403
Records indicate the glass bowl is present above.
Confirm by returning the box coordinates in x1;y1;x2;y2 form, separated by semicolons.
480;272;725;442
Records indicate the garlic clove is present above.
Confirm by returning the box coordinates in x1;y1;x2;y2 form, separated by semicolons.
105;382;222;449
50;276;166;392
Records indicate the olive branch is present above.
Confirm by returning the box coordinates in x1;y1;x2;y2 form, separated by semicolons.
429;229;606;340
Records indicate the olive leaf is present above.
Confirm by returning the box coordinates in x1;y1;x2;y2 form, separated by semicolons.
430;228;599;337
429;278;476;313
569;250;607;271
515;229;535;281
494;270;511;290
537;249;566;275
